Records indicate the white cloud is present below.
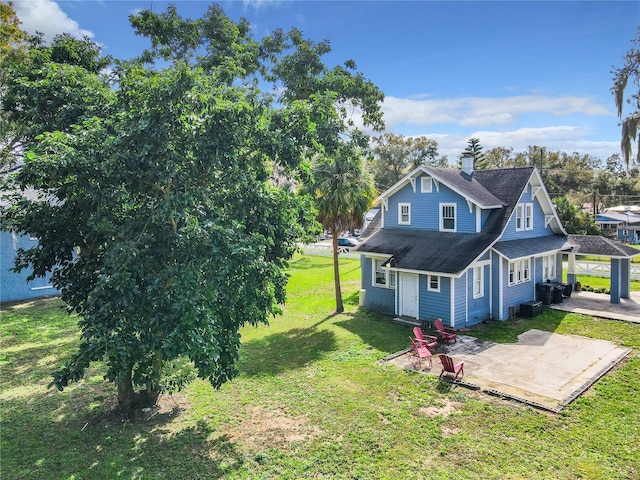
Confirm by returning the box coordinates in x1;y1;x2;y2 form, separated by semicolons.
382;95;611;130
13;0;93;42
242;0;284;11
417;126;618;161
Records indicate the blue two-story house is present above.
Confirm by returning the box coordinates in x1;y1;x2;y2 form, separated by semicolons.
355;153;569;327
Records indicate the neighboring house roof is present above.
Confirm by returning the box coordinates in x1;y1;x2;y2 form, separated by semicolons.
595;212;640;224
360;209;382;239
603;205;640;214
357;166;566;275
566;234;640;258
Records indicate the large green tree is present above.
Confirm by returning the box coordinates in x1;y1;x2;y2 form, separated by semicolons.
369;133;444;191
612;28;640;170
0;1;28;173
1;30;112;174
3;3;384;416
553;196;600;235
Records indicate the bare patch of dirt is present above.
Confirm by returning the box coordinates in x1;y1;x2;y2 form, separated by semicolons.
85;393;190;429
440;426;461;437
418;399;460;418
225;405;322;451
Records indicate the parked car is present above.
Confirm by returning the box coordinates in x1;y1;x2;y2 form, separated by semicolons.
337;237;360;248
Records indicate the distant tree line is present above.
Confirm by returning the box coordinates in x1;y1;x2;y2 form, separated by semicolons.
368;136;639;207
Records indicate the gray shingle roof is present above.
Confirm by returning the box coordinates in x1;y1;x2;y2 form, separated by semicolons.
424;167;504;208
493;235;571;260
355;228;496;274
566;234;640;257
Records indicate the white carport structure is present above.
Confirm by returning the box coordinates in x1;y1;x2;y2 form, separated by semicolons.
566;235;640;304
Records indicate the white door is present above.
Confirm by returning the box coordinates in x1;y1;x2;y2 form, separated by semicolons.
400;273;418;318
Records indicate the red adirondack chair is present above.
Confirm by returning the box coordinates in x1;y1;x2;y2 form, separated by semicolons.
434;318;457;344
439;354;464;381
412;326;438;352
409;337;432;370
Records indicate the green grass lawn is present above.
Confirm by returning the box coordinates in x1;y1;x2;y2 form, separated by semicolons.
2;255;639;479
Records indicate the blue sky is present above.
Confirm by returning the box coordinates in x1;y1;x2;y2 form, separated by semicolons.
12;0;640;162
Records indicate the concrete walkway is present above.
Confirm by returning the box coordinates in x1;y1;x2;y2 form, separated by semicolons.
384;330;631;412
550;290;640;323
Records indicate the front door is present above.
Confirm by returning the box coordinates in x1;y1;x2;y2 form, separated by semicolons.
400;273;418;318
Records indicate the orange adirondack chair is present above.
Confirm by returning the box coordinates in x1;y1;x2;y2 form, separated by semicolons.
434;318;457;344
412;326;438;352
409;336;433;370
439;354;464;381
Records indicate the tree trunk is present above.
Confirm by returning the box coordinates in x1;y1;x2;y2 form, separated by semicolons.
139;354;163;407
331;231;344;313
117;368;135;419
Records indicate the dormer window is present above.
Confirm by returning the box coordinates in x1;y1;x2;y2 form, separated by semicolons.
516;204;524;231
421;177;432;193
525;203;533;230
398;203;411;225
440;203;456;231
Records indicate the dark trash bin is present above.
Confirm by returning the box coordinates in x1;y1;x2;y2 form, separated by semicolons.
520;301;542;318
536;283;554;305
552;285;564;304
559;282;572;298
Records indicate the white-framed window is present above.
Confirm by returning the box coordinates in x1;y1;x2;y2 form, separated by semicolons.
508;258;531;286
440;203;456;231
373;259;396;289
525;203;533;230
473;266;483;298
542;254;556;281
421;177;432;193
428;275;440;292
515;204;524;231
398;203;411;225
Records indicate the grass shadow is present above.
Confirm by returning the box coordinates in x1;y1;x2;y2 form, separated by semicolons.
288;256;333;270
334;309;408;356
239;326;337;377
1;388;247;479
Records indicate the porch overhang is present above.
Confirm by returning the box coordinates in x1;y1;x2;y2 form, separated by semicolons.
492;235;570;260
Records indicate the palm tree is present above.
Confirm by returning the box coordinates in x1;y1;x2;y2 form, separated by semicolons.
612;28;640;170
304;146;375;313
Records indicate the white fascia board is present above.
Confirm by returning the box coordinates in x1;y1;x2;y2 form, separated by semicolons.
374;165;428;204
387;266;459;279
530;167;568;235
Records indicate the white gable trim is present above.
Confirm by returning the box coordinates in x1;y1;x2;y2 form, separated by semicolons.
375;165;499;210
529;168;567;235
532;186;543;200
466;199;473;213
545;215;554;228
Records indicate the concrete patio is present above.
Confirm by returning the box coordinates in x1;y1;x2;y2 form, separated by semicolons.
550;290;640;323
384;329;631;412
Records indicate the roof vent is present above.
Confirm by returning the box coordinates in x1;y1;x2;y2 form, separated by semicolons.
461;151;474;176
